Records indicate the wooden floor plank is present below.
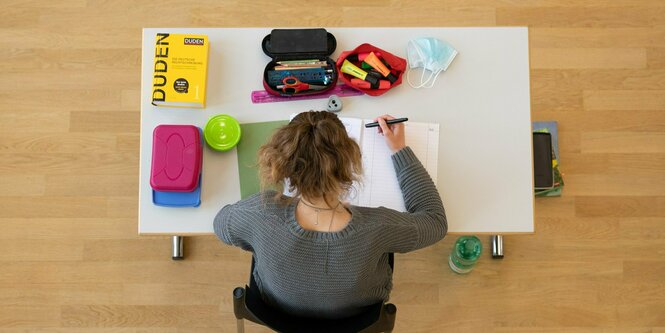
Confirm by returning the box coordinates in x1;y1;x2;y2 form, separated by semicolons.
531;48;647;69
60;305;222;328
0;153;139;175
576;196;665;218
0;197;108;218
496;6;665;28
0;218;137;240
0;133;118;154
0;175;45;196
583;90;665;111
0;239;84;262
581;132;665;153
69;111;139;133
530;27;665;48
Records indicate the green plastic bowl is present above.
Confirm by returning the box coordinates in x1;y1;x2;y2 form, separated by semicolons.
204;114;241;151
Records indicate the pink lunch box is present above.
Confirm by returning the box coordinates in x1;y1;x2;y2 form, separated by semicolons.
150;125;202;192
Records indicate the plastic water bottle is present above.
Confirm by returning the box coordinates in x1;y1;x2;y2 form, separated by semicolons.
449;236;482;274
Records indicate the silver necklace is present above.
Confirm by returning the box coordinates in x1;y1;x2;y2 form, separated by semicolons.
300;199;341;274
300;199;341;226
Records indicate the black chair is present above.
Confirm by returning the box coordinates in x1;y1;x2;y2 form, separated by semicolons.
232;254;397;333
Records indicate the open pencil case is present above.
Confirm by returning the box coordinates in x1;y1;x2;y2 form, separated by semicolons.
261;28;339;97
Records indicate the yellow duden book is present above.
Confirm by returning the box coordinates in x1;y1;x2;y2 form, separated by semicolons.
152;33;209;108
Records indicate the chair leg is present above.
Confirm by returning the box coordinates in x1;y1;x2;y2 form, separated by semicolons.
384;304;397;332
360;303;396;333
236;319;245;333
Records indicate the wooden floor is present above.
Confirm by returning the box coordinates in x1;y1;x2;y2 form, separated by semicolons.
1;1;664;332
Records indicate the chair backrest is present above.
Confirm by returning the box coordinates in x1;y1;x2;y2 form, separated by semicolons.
233;253;396;333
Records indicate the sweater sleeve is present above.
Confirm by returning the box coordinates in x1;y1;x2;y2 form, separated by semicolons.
383;146;447;253
213;202;254;252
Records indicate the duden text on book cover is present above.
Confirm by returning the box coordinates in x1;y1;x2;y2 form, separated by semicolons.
152;33;209;108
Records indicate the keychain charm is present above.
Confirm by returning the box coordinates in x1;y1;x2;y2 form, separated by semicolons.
327;95;343;112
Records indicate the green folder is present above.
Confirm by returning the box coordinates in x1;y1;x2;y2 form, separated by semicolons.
237;120;289;199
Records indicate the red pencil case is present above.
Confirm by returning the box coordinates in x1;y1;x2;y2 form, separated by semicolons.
150;124;202;192
336;43;406;97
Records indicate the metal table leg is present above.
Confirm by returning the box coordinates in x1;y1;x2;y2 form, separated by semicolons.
172;236;184;260
491;235;504;259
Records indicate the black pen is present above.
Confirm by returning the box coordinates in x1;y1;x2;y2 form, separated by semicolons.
364;118;409;128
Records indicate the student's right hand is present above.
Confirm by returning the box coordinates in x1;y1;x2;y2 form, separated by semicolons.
375;114;406;153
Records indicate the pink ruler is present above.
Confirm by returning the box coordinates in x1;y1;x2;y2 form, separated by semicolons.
251;84;364;104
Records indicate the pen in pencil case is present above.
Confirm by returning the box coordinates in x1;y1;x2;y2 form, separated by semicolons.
364;118;409;128
267;68;333;86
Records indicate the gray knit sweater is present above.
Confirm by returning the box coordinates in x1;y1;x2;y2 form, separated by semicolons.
214;147;446;319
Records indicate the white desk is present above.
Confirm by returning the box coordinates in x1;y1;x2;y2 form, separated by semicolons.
139;27;533;236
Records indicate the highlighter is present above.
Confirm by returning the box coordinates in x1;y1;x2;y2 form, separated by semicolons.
350;78;390;90
364;52;398;84
362;60;390;70
341;59;379;88
346;52;382;63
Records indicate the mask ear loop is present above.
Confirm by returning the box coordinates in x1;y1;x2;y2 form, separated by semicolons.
422;68;444;88
407;67;436;89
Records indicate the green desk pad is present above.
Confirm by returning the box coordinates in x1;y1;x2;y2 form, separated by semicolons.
237;120;289;199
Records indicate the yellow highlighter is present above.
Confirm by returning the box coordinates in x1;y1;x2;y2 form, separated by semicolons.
341;59;380;88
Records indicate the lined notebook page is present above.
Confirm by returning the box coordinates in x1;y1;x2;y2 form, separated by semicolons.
339;117;363;144
286;116;439;212
351;120;439;212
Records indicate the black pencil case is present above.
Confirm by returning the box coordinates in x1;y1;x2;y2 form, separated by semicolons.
261;28;338;97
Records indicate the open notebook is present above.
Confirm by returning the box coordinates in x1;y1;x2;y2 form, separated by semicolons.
340;118;440;212
237;117;440;212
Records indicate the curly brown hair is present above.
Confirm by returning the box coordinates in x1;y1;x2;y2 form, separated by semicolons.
257;111;363;205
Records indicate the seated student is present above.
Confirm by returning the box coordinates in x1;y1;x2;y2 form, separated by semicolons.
214;111;447;319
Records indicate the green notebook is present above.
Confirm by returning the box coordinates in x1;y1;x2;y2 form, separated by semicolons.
237;120;289;199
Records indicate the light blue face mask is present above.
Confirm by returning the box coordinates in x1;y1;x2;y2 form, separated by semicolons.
406;38;458;88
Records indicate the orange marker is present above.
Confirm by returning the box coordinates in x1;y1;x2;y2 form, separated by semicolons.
364;52;398;84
